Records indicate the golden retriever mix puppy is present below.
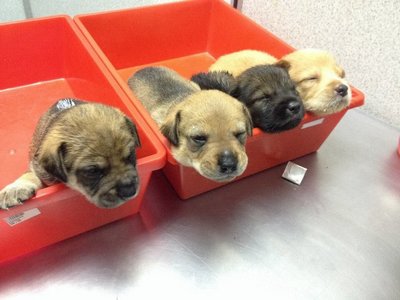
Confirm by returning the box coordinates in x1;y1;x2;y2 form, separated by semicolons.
128;66;253;182
208;49;351;115
0;99;141;209
278;49;351;115
209;50;278;77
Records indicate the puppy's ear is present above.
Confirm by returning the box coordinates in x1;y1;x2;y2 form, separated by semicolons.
124;117;141;148
191;71;237;95
160;110;181;146
41;142;68;183
242;105;254;137
275;60;291;70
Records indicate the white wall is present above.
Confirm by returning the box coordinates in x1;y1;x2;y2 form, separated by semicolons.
242;0;400;128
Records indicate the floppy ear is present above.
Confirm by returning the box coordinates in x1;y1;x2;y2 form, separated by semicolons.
275;59;291;70
242;105;254;136
124;117;141;148
160;110;181;146
41;142;68;183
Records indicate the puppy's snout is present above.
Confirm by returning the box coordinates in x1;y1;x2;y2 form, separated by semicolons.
335;84;348;97
286;100;302;115
117;182;137;199
218;150;238;174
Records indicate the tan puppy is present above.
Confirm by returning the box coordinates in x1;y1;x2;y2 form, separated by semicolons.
278;49;351;115
209;49;351;115
0;99;141;209
209;50;277;77
128;66;253;182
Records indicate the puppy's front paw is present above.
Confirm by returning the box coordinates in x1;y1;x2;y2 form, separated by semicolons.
0;181;37;209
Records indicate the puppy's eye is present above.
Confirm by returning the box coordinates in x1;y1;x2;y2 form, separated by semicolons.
305;76;318;81
253;94;271;103
81;166;104;178
191;135;208;146
234;131;247;142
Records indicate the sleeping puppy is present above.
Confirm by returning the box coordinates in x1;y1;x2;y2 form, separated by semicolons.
128;66;253;182
208;49;351;115
277;49;352;115
0;99;141;210
191;64;304;133
209;49;278;77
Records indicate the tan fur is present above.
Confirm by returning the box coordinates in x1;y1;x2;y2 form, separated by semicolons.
209;50;278;77
0;100;141;209
162;90;252;182
128;66;253;182
209;48;351;115
279;49;351;115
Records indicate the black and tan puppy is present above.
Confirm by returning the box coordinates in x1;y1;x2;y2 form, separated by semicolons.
0;99;141;210
128;66;253;182
192;64;304;133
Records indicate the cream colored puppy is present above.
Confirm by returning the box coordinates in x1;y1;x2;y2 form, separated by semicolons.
209;50;278;77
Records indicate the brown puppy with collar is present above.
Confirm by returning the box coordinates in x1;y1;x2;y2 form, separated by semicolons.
128;66;253;182
0;99;141;209
209;49;351;115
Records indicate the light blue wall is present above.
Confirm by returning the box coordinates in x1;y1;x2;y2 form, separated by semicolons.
242;0;400;129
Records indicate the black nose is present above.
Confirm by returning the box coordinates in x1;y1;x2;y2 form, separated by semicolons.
335;84;348;97
285;100;302;115
218;150;238;174
117;182;137;198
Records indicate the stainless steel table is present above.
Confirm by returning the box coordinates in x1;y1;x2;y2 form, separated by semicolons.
1;109;399;300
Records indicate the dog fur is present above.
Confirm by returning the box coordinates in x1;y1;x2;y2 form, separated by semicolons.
209;50;278;77
278;49;351;115
208;49;351;116
128;66;253;182
192;65;304;133
0;99;141;209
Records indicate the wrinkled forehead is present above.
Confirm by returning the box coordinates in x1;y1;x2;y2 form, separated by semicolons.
180;108;247;136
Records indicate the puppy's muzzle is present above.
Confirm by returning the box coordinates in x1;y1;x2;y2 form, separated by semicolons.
218;150;238;175
117;181;137;199
335;84;349;97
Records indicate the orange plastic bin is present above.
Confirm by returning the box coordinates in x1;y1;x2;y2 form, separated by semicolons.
75;0;364;199
0;16;165;263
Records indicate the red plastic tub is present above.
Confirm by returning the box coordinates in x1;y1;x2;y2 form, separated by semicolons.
75;0;364;199
0;16;165;263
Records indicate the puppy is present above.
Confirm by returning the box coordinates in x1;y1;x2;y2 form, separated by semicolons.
209;49;278;77
128;66;253;182
192;65;304;133
0;98;141;210
208;49;351;115
277;49;352;115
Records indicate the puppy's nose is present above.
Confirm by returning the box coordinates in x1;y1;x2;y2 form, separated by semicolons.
286;100;302;115
218;150;238;174
335;84;348;97
117;182;137;199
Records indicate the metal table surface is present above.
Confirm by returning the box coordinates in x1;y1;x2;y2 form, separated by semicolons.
1;109;399;300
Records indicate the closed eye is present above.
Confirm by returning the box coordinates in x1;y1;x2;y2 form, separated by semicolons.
190;135;208;146
234;131;247;144
298;75;319;84
79;165;105;179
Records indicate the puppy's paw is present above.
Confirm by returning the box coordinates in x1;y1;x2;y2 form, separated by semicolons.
0;181;37;209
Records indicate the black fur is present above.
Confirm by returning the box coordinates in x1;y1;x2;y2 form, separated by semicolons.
41;142;68;183
124;117;141;148
192;65;304;133
160;111;181;146
191;71;237;95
